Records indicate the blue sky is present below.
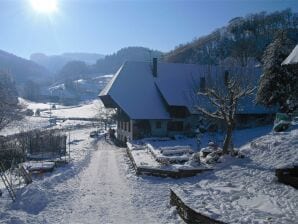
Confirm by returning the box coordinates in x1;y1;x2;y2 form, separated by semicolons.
0;0;297;58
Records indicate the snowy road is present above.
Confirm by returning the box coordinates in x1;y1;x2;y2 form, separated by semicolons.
64;141;162;223
0;130;182;224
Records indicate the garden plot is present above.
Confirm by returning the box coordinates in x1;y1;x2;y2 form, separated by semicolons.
127;139;213;178
128;145;160;168
147;144;194;164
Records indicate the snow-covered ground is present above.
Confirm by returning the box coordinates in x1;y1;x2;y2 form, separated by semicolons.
0;99;103;136
0;116;51;136
20;98;101;119
128;126;273;171
0;131;182;223
172;128;298;224
1;98;297;224
1;124;297;223
40;101;100;119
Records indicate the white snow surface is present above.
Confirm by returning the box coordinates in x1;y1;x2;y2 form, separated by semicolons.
19;98;100;119
0;116;50;136
0;99;102;136
282;44;298;65
100;62;171;119
42;101;100;119
0;129;182;224
173;128;298;224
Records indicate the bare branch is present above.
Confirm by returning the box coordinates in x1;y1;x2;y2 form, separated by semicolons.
196;106;224;120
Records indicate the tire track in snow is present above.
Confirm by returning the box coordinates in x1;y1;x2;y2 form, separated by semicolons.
64;140;158;224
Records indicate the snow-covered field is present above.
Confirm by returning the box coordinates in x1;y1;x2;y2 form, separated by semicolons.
20;98;101;119
1;98;297;224
0;99;103;136
172;128;298;224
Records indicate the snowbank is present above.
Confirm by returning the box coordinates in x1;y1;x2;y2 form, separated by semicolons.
173;128;298;224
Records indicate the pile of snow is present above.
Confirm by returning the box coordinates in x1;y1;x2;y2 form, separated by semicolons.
173;128;298;224
11;186;49;215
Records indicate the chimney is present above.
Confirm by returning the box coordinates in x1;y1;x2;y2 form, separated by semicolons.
152;58;157;77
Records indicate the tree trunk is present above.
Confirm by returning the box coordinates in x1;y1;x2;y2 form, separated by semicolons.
223;125;233;154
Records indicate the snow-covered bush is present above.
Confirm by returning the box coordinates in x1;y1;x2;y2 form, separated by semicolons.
187;152;201;166
200;142;223;164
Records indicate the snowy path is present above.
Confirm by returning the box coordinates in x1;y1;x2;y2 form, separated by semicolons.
0;131;182;224
64;141;160;223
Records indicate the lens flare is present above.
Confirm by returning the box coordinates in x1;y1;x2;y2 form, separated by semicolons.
30;0;58;14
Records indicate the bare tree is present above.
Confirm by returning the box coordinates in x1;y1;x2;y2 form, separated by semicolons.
93;100;115;130
196;67;256;154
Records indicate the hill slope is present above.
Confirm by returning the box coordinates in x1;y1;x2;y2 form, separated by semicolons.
165;9;298;66
94;46;163;74
0;50;50;84
30;52;104;74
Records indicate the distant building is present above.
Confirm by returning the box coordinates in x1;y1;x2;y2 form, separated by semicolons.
99;59;274;143
282;44;298;114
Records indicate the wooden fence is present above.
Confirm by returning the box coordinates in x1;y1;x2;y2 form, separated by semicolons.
170;189;226;224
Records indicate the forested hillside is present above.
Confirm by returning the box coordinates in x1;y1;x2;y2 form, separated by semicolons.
94;47;163;74
165;9;298;66
0;50;50;84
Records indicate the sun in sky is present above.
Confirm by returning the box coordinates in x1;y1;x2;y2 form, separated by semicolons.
30;0;58;14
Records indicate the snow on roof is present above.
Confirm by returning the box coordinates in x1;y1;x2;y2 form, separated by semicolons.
99;62;170;119
155;63;205;112
282;45;298;65
99;61;272;119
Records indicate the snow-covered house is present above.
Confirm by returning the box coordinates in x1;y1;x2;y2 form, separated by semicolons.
282;44;298;113
282;44;298;66
99;59;274;143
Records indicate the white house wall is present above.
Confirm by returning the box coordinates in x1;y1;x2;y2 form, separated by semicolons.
117;120;133;142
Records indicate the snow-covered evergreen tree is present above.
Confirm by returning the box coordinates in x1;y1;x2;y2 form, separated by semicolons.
256;32;297;112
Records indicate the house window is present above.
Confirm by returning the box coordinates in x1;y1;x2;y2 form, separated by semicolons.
128;121;131;132
156;121;162;129
200;77;206;92
167;121;184;131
